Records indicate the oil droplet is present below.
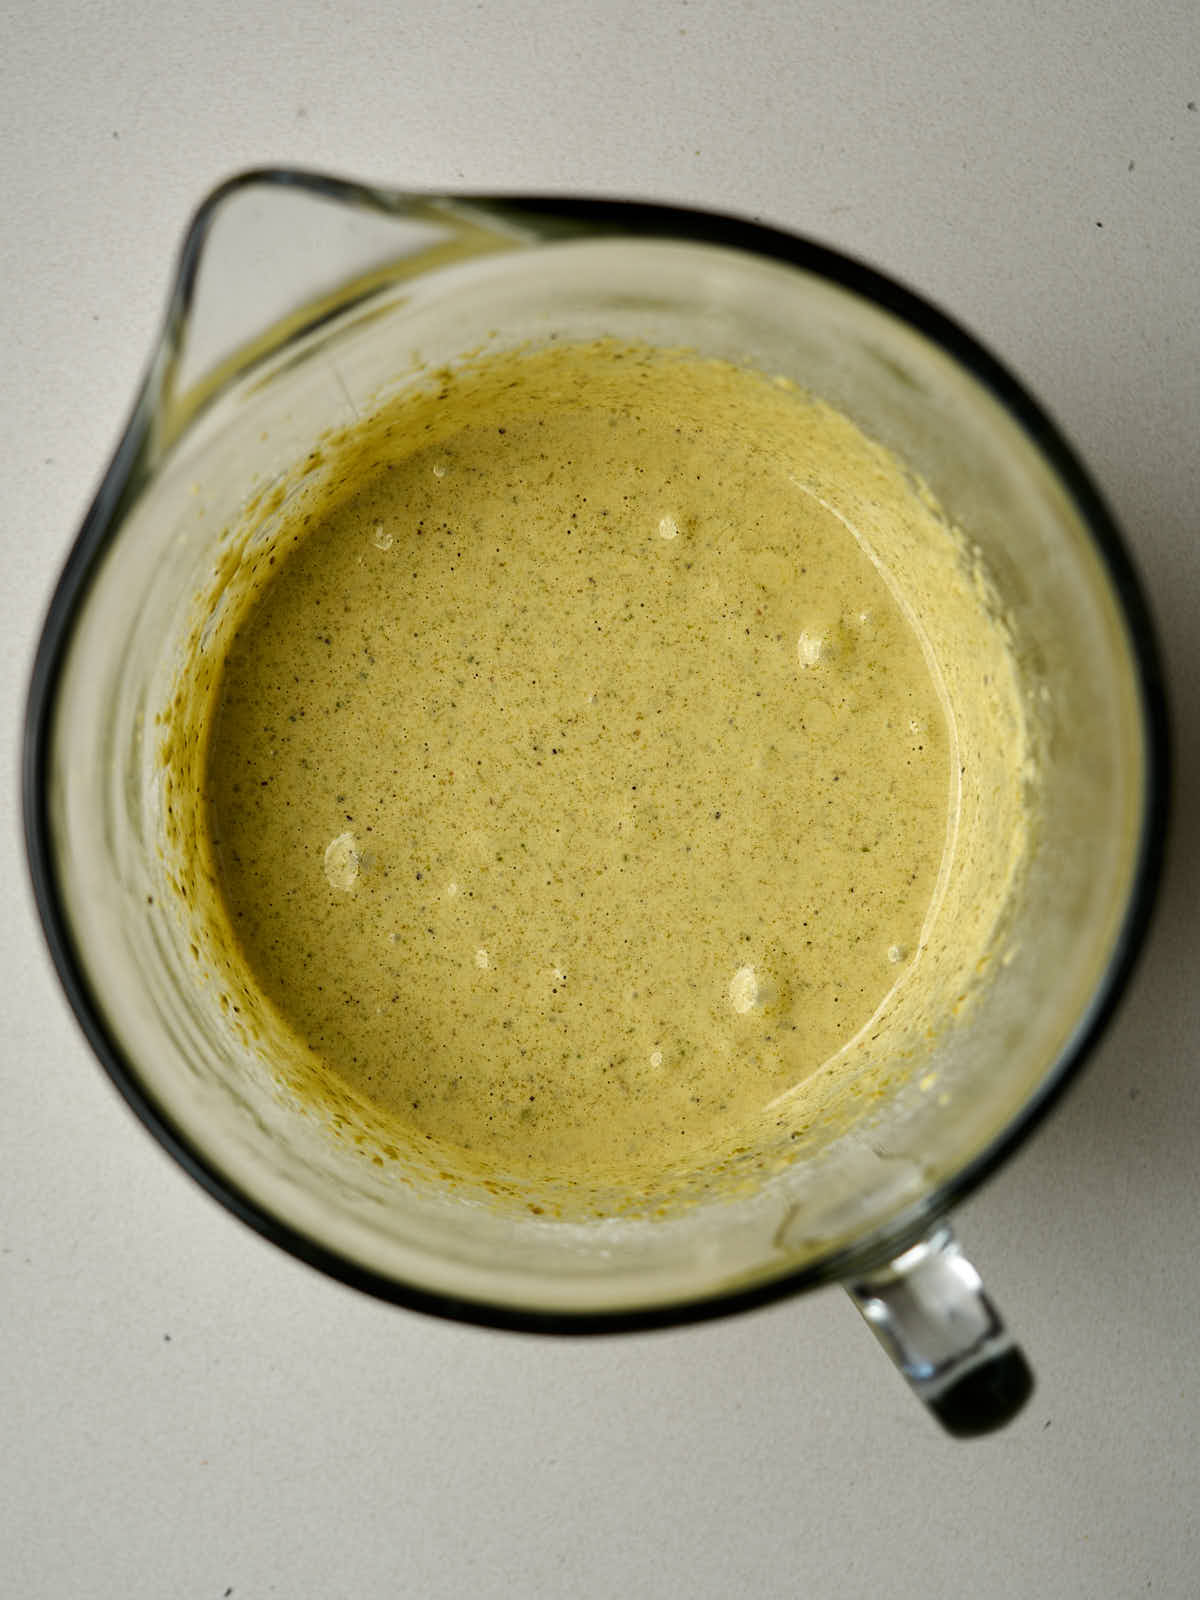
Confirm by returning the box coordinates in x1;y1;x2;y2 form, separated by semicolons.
729;965;760;1014
323;831;360;891
797;631;824;666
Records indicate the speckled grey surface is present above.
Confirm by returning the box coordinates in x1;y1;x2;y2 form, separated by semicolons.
3;3;1198;1595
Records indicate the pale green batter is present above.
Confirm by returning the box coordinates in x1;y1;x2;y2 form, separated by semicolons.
197;342;965;1189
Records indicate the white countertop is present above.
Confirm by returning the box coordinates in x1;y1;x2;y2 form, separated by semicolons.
4;3;1198;1595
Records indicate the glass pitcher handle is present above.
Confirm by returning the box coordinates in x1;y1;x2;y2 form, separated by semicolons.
846;1225;1034;1437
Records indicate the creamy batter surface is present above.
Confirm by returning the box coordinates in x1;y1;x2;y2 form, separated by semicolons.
190;341;980;1192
